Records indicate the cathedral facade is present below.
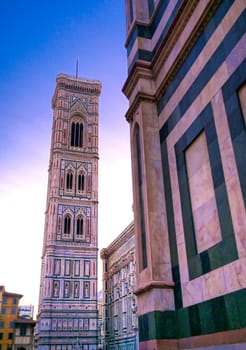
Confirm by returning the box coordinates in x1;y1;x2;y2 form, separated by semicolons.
123;1;246;349
36;74;101;350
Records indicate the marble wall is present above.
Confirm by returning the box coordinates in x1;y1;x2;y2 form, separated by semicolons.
123;0;246;348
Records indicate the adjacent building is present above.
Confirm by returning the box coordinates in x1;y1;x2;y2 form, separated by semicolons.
13;317;36;350
123;1;246;349
36;74;101;350
100;222;137;350
97;291;103;350
0;286;23;350
18;306;34;320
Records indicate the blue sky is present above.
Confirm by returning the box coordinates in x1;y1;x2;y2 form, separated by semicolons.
0;1;133;315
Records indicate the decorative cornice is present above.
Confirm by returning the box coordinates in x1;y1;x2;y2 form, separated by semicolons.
122;64;153;100
100;221;134;258
103;250;135;279
122;0;193;98
45;242;98;251
134;280;175;296
123;0;221;118
14;318;36;325
125;92;156;123
56;73;102;92
52;148;99;159
52;73;102;108
3;291;23;298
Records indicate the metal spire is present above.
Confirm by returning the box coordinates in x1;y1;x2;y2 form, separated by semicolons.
75;58;79;79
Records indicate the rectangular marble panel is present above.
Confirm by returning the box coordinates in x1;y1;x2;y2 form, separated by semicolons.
185;132;222;253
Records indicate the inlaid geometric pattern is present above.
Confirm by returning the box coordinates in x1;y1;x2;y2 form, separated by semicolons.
161;64;246;309
125;0;246;346
159;5;246;309
175;104;237;280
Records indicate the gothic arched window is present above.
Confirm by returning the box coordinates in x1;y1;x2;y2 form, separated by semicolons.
76;217;83;236
64;215;71;234
71;122;83;147
66;172;73;191
78;174;85;192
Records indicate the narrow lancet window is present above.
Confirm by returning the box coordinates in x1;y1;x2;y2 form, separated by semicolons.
78;174;85;192
66;172;73;191
77;217;83;236
64;215;71;234
71;122;83;147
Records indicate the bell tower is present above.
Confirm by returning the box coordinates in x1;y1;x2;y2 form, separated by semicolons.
36;73;101;350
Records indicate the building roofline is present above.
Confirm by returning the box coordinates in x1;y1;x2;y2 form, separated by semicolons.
14;318;36;324
100;221;134;258
4;291;23;298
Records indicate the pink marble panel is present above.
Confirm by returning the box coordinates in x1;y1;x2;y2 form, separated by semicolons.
182;278;204;307
192;198;222;253
185;133;222;253
225;176;246;257
185;132;207;177
223;258;246;293
202;268;226;300
220;136;238;180
177;242;189;283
